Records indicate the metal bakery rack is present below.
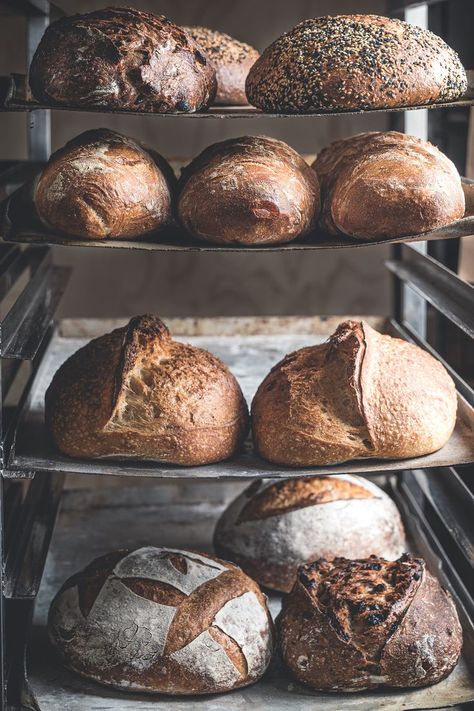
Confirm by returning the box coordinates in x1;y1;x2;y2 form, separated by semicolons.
0;1;473;710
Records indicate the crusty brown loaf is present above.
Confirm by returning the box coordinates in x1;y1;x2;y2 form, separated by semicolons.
184;27;259;105
214;475;406;593
246;15;467;112
177;136;320;245
29;7;217;112
252;320;457;466
34;129;175;240
45;315;249;465
48;547;274;694
313;131;465;240
279;554;462;690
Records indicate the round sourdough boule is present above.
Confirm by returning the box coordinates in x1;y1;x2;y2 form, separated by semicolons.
312;131;465;240
214;475;406;593
34;129;176;240
48;547;274;694
45;315;249;465
29;7;217;113
279;554;462;691
183;26;259;105
177;135;320;245
246;15;467;112
252;319;457;466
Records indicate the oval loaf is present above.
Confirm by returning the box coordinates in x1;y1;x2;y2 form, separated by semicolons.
177;135;320;245
252;320;457;466
279;554;462;690
34;129;175;240
45;315;249;465
184;26;259;105
29;7;217;112
246;14;467;112
214;475;406;592
313;131;465;240
48;546;274;694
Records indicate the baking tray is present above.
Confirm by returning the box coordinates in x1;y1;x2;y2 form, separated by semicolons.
24;478;474;711
7;317;474;480
2;71;474;117
2;179;474;253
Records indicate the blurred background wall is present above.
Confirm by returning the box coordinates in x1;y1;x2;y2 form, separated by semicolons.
1;0;409;318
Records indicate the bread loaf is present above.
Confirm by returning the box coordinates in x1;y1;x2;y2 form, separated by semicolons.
29;7;217;112
252;320;457;466
184;27;259;105
279;554;462;690
246;15;467;112
214;475;406;593
177;136;320;245
45;315;248;465
34;129;175;240
48;546;274;694
313;131;465;240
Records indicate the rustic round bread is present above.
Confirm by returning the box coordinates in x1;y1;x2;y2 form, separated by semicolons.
214;475;406;593
177;136;320;245
48;546;274;694
246;15;467;112
29;7;217;112
45;315;249;465
34;129;176;240
184;26;259;105
252;320;457;466
313;131;465;240
279;554;462;691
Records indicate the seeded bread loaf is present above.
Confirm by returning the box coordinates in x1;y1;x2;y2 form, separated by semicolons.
34;129;175;240
48;547;274;694
279;554;462;691
246;15;467;112
313;131;465;240
252;320;457;466
214;475;406;593
45;315;248;465
177;136;320;245
184;27;259;105
29;7;217;112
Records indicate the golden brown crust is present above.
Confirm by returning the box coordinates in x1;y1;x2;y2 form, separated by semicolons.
177;135;320;245
29;7;217;112
45;315;249;465
312;131;465;240
214;475;406;592
49;547;274;694
246;15;467;112
279;555;462;690
34;129;176;240
184;27;259;105
251;320;457;466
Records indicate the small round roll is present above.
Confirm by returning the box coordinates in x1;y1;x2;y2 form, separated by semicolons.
177;135;320;246
184;26;259;105
34;129;176;240
214;475;406;592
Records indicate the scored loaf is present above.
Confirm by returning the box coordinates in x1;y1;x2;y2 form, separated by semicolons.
29;7;217;112
48;546;274;694
34;129;175;240
214;475;406;593
184;27;259;105
279;554;462;691
45;315;249;465
252;320;457;467
177;135;320;245
246;15;467;112
313;131;465;240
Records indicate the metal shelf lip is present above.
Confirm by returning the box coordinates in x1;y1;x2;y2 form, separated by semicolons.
385;250;474;340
